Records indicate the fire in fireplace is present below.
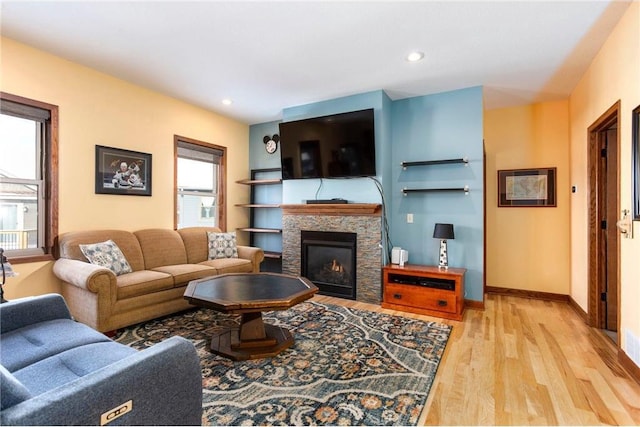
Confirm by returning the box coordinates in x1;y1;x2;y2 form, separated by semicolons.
301;230;357;300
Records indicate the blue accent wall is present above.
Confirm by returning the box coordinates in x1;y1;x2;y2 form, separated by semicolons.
390;86;484;301
248;86;484;302
249;121;281;170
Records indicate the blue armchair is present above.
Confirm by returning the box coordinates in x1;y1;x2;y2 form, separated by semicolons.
0;294;202;425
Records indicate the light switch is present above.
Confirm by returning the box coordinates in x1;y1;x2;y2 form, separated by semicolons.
407;213;414;223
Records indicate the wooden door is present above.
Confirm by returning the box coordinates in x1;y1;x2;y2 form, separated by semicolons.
588;101;620;340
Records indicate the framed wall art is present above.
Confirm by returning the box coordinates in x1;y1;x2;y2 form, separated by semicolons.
498;167;556;207
633;104;640;220
95;145;152;196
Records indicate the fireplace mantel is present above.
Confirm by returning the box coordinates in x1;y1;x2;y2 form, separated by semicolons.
281;203;381;216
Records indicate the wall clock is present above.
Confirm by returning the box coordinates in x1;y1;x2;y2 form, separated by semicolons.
263;134;279;154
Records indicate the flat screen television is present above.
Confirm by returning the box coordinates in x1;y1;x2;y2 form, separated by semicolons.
278;108;376;179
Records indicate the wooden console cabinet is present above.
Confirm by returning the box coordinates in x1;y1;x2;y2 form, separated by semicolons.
382;264;466;321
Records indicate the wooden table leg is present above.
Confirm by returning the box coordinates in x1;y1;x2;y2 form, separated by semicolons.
209;311;295;361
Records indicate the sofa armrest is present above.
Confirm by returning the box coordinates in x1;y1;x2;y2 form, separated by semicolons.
0;294;72;334
236;245;265;272
53;258;116;293
0;336;203;426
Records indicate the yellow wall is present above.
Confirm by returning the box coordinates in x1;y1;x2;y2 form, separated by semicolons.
569;2;640;359
484;101;571;294
0;37;250;299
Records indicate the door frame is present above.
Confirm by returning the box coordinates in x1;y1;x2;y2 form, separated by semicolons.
587;100;621;339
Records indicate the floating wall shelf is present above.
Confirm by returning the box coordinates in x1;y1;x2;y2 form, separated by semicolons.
401;185;470;196
401;157;468;170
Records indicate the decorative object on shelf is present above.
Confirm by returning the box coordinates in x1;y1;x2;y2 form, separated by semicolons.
632;104;640;220
263;134;279;154
498;167;556;207
391;247;409;266
433;223;454;269
95;145;152;196
0;247;18;303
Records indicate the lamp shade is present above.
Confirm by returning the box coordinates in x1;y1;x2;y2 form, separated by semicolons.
433;223;454;240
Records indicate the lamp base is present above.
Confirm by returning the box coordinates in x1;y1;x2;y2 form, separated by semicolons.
438;239;449;269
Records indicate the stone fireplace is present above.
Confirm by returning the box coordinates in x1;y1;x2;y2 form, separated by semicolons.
301;230;357;299
281;204;382;304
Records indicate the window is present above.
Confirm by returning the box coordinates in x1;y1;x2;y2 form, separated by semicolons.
175;135;226;230
0;93;58;260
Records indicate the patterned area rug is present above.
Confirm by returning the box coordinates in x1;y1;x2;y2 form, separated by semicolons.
115;301;451;426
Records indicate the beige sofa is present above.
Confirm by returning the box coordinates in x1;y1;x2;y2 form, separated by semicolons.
52;227;264;332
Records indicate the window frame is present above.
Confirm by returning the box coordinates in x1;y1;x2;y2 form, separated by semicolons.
0;92;58;263
174;135;226;231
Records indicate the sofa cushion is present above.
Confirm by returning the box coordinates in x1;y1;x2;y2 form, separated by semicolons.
199;257;253;274
178;226;222;264
0;365;32;410
58;230;146;272
0;319;111;372
134;229;188;269
207;231;238;259
79;239;133;276
13;342;137;396
152;264;217;286
116;270;175;300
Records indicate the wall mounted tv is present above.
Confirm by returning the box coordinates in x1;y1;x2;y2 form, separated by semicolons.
278;108;376;179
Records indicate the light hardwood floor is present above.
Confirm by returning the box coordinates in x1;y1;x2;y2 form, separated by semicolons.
312;293;640;426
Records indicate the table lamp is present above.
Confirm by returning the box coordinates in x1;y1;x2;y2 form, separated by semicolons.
433;223;454;269
1;247;18;303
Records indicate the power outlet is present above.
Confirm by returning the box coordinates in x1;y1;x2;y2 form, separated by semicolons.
407;213;414;223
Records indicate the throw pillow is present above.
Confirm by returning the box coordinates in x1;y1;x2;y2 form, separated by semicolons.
207;231;238;259
79;239;133;276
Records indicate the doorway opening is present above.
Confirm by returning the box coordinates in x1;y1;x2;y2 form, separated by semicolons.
587;101;620;345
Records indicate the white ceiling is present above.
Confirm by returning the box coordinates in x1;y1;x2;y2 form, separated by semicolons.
0;1;631;125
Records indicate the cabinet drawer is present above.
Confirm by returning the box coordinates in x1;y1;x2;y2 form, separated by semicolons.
384;283;457;314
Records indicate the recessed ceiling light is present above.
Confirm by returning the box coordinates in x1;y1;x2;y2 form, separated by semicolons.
222;99;233;106
406;51;425;62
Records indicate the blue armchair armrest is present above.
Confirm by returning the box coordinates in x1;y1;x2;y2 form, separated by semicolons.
0;294;72;334
0;336;203;426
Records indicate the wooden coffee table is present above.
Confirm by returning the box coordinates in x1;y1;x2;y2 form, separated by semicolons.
183;272;318;361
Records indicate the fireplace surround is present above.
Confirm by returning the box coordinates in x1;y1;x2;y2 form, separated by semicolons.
301;230;357;299
281;203;382;304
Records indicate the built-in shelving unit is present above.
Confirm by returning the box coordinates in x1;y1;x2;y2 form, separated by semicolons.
400;156;470;195
235;168;283;272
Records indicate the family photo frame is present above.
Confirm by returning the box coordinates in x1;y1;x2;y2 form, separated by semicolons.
498;167;556;207
95;145;152;196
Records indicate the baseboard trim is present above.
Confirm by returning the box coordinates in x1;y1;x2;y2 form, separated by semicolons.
618;349;640;385
568;295;589;323
485;286;569;302
464;299;485;310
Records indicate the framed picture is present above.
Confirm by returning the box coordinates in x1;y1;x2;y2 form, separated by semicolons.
498;167;556;207
95;145;152;196
633;105;640;220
